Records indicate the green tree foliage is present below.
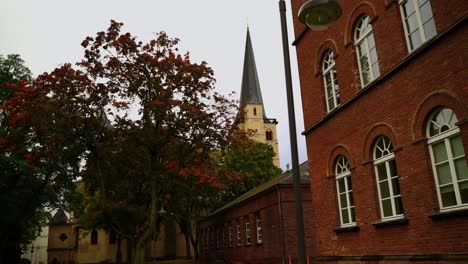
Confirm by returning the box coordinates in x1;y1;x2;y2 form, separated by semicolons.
216;131;282;203
0;54;56;263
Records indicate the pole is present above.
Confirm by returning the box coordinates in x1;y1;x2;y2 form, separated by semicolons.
279;1;307;263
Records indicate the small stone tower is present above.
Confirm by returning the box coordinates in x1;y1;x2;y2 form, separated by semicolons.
237;28;280;168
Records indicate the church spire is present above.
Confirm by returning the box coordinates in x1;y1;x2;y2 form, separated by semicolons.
240;27;267;118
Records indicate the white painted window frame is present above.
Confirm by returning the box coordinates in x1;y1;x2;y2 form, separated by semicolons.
427;121;467;211
236;220;241;246
245;217;251;245
229;224;233;247
335;156;356;227
399;0;437;52
373;139;404;221
322;51;340;112
255;213;262;243
354;15;380;88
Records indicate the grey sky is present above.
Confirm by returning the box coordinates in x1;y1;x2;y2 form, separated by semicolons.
1;0;307;170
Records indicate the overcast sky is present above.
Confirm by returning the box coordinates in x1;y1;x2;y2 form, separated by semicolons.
1;0;307;171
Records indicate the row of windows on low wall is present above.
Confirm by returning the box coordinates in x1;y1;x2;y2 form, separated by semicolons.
333;107;467;228
201;212;263;251
321;0;437;113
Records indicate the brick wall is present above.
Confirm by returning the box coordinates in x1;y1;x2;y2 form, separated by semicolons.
199;185;313;263
289;0;468;262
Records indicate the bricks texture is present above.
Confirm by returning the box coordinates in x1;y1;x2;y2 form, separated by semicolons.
289;0;468;263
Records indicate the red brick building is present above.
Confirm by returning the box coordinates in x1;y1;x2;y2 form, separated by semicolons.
289;0;467;262
199;162;314;264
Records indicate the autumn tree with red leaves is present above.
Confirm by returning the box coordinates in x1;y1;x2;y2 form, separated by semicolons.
58;21;238;264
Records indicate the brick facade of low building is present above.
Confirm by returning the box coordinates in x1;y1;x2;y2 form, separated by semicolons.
199;162;315;264
289;0;467;263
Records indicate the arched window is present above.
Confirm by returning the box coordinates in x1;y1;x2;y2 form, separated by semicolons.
90;229;98;245
335;155;356;226
322;51;340;112
354;15;380;87
253;107;257;116
373;136;404;220
266;130;273;141
400;0;436;51
427;108;467;210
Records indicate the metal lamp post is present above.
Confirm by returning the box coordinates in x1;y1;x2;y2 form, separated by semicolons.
278;0;342;263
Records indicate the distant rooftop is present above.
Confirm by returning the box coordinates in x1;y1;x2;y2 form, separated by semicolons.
50;209;70;225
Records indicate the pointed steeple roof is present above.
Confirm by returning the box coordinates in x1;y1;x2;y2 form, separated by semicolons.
240;28;267;118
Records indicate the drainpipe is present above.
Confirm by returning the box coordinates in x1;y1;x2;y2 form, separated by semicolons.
277;186;287;264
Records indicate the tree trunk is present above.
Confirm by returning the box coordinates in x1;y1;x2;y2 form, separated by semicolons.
116;236;122;264
187;222;199;259
184;230;192;259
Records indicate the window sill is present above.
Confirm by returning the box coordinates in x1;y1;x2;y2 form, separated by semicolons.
429;207;468;220
372;217;408;227
333;225;359;233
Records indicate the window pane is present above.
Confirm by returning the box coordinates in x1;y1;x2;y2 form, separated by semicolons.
380;181;390;199
423;20;436;39
340;193;348;207
368;33;376;49
372;63;380;78
377;163;387;181
440;185;457;207
351;207;356;222
419;1;433;22
389;160;398;176
328;98;335;110
450;136;465;158
459;181;468;204
436;163;453;185
392;177;401;195
409;30;422;49
347;177;353;190
403;0;416;17
454;159;468;180
341;209;350;224
325;74;332;88
382;199;393;217
432;141;448;163
394;196;403;215
370;47;378;64
349;191;355;206
338;178;345;193
406;14;419;33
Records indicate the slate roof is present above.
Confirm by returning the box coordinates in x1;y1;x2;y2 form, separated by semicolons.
210;161;309;216
50;209;70;225
239;28;267;118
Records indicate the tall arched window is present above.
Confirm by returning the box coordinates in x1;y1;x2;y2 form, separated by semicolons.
322;51;340;112
427;108;467;210
354;15;380;87
400;0;436;51
266;130;273;141
373;136;404;220
335;155;356;226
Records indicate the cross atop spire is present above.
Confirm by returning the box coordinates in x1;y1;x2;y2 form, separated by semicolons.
239;27;267;118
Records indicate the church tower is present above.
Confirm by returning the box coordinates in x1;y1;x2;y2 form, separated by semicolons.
237;28;280;168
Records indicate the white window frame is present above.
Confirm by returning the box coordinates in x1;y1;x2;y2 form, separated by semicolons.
399;0;437;52
255;213;262;243
322;51;340;112
245;216;251;245
229;224;233;247
354;15;380;88
427;109;467;212
236;219;241;246
373;137;404;221
335;156;356;227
